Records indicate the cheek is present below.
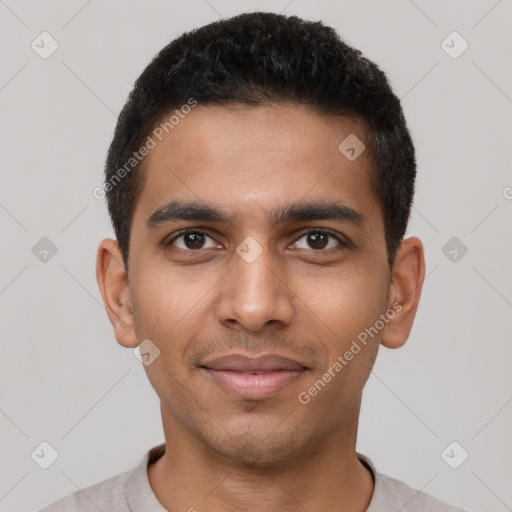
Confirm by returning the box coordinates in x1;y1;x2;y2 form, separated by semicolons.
296;270;385;412
300;265;387;346
130;268;200;342
130;263;224;372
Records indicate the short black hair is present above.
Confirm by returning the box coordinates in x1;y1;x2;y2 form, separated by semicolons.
104;11;416;270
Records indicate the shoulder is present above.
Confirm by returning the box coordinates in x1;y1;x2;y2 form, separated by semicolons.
39;468;132;512
39;444;166;512
375;472;468;511
358;453;468;512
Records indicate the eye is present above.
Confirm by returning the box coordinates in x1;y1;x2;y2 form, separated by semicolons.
167;231;219;251
165;229;347;253
292;230;346;251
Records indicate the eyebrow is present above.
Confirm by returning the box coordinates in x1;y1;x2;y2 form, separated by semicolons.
146;199;368;230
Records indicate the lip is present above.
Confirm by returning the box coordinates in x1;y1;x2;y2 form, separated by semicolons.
200;353;308;400
201;353;307;372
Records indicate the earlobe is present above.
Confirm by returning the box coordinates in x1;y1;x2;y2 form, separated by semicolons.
96;239;138;348
381;237;425;349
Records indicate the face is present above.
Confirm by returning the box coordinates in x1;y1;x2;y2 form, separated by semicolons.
98;104;423;465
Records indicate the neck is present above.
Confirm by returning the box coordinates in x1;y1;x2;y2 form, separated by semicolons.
148;401;374;512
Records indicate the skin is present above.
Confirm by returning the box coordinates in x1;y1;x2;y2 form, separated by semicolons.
97;104;425;512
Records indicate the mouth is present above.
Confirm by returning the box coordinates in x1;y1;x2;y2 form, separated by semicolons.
199;353;308;400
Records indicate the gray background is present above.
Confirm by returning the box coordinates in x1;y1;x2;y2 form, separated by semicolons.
1;0;511;511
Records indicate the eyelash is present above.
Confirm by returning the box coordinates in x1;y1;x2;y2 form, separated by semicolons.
165;228;349;252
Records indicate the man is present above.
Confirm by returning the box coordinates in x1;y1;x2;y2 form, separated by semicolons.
42;11;467;512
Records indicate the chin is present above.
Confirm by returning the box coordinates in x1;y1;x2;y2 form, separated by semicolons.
202;418;311;466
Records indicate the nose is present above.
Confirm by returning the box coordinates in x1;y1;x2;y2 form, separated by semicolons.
216;242;294;333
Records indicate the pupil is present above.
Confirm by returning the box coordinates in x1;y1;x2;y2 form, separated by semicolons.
308;232;327;249
185;232;204;249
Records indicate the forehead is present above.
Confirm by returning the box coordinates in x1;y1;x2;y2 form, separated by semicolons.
133;104;381;231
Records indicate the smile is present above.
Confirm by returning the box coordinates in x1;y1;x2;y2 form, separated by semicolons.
201;368;307;400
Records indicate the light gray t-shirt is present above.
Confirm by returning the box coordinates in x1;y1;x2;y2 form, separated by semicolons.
40;444;467;511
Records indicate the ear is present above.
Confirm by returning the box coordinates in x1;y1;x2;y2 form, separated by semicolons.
96;238;138;348
381;236;425;349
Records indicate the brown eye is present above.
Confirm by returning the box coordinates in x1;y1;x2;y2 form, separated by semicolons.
307;232;329;249
183;232;205;249
168;231;218;251
292;230;345;251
